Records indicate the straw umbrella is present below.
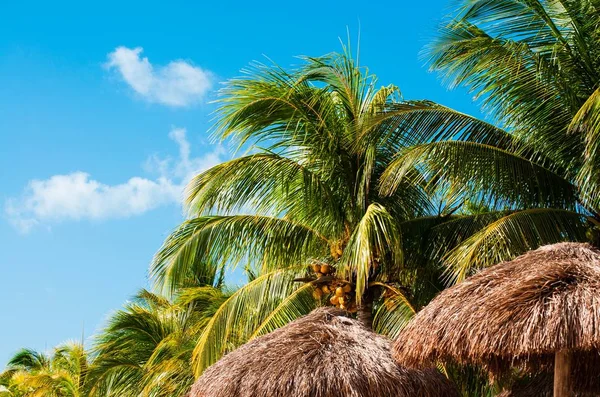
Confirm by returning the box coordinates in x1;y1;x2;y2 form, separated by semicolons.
392;242;600;397
190;307;457;397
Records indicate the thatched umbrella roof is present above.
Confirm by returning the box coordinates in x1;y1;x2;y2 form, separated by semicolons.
392;242;600;395
190;307;457;397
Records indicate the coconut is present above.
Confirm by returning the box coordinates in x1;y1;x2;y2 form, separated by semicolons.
321;264;332;274
313;289;323;300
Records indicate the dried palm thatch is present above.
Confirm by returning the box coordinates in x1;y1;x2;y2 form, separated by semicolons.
190;307;457;397
392;242;600;395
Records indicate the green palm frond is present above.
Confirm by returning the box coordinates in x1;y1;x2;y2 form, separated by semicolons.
88;289;221;397
4;342;88;397
372;284;416;339
249;282;317;339
7;350;50;372
151;215;328;294
296;51;376;120
443;208;590;283
215;64;344;154
361;100;518;151
338;203;402;303
139;331;195;397
427;211;514;260
369;84;401;114
570;87;600;212
426;0;600;171
184;153;343;234
380;140;578;210
397;215;451;268
192;265;307;376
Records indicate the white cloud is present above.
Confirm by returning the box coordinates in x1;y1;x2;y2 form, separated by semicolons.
6;129;224;233
106;46;213;107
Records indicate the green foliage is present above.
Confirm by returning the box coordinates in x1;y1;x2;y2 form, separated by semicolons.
191;265;317;375
87;288;228;397
380;0;600;285
1;342;89;397
10;3;600;393
151;50;466;373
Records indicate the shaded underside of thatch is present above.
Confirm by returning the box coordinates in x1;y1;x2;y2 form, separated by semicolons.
497;369;600;397
190;307;457;397
393;242;600;374
497;373;554;397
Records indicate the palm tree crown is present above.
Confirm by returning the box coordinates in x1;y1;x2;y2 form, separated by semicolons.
1;342;89;397
380;0;600;283
150;49;497;374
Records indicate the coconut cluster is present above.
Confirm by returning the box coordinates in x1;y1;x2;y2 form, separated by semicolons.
310;263;357;313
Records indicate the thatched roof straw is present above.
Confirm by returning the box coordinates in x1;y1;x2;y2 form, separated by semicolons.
190;307;457;397
393;242;600;377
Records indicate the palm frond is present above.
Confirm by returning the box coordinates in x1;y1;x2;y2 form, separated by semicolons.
380;140;578;210
361;100;518;151
215;63;346;159
372;285;416;339
443;208;590;283
248;282;317;339
151;215;328;294
7;349;50;372
339;203;402;303
184;153;343;235
296;51;376;121
191;265;307;376
570;86;600;212
88;289;213;397
425;0;600;173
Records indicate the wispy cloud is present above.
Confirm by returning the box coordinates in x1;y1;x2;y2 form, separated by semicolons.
6;128;224;233
106;46;213;107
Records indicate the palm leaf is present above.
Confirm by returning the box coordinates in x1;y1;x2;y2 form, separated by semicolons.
338;203;402;303
443;208;590;283
380;140;578;210
569;86;600;212
151;215;328;294
184;153;343;235
248;282;317;339
372;284;416;339
191;265;307;376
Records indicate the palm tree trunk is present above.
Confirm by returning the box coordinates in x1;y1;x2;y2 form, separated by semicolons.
357;288;374;329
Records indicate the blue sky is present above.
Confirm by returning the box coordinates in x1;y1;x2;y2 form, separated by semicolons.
0;0;483;364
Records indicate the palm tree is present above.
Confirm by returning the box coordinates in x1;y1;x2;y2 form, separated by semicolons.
150;48;516;375
1;342;89;397
379;0;600;283
87;288;227;397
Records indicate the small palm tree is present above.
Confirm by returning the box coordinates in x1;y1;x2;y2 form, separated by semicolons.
87;288;227;397
1;342;89;397
379;0;600;283
150;48;513;375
